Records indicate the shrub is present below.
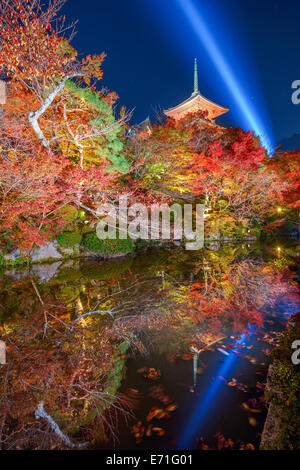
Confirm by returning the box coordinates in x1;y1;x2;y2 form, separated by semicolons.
82;232;134;255
57;232;82;248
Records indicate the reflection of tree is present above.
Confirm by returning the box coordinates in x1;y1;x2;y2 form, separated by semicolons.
0;246;297;448
158;251;298;352
0;296;132;449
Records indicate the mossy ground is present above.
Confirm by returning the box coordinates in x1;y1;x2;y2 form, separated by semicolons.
82;232;135;256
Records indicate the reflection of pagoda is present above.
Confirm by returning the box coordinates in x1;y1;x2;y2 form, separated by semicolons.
164;59;229;121
190;335;227;389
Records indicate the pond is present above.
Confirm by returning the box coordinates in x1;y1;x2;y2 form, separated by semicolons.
0;239;299;450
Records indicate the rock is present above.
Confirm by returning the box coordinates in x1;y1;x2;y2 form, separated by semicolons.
4;261;62;283
60;248;74;256
83;250;131;260
3;247;21;262
260;403;281;450
62;259;80;269
222;235;234;243
205;241;220;251
260;365;282;450
4;268;29;280
60;244;81;257
31;242;63;262
206;232;220;240
31;261;62;283
244;235;257;241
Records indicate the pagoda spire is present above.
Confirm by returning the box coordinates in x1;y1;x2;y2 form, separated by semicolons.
164;57;229;120
193;58;199;96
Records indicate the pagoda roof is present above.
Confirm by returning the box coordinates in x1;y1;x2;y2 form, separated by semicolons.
164;59;229;120
164;90;229;120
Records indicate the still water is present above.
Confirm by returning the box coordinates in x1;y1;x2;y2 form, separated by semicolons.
0;240;299;450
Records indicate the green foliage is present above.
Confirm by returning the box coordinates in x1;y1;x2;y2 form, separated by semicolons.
269;315;300;449
0;254;30;267
65;80;130;173
78;210;86;219
56;285;80;303
105;342;129;395
82;232;134;256
234;223;248;237
58;341;129;436
144;161;170;181
57;231;82;248
58;205;79;222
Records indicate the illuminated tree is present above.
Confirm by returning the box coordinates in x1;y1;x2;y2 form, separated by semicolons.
0;0;132;249
131;111;284;231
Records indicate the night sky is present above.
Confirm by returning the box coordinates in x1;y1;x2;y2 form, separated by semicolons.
63;0;300;149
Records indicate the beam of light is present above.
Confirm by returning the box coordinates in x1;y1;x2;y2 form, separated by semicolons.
178;328;254;450
176;0;274;154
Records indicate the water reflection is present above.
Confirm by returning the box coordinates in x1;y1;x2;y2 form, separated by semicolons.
179;331;249;449
0;241;299;449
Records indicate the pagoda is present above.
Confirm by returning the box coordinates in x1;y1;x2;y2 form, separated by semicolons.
164;59;229;121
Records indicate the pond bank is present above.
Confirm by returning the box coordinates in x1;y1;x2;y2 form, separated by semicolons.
0;234;259;269
260;366;282;449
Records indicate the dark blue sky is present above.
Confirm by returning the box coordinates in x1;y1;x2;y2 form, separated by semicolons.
63;0;300;147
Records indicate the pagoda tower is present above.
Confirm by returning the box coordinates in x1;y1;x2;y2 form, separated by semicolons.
164;59;229;121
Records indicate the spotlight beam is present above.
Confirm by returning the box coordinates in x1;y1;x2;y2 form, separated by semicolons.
176;0;273;153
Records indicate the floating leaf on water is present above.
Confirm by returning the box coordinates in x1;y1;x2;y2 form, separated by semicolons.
138;367;161;380
153;427;165;436
182;353;192;361
241;402;262;413
165;403;178;412
126;388;141;397
228;378;237;387
248;417;257;427
244;355;257;364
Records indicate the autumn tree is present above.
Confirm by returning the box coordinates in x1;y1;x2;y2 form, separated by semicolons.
130;111;285;233
0;0;132;249
267;149;300;213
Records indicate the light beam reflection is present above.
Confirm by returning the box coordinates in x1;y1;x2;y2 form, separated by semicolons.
178;329;254;449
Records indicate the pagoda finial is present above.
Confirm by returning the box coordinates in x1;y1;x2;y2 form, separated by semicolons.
193;58;199;95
